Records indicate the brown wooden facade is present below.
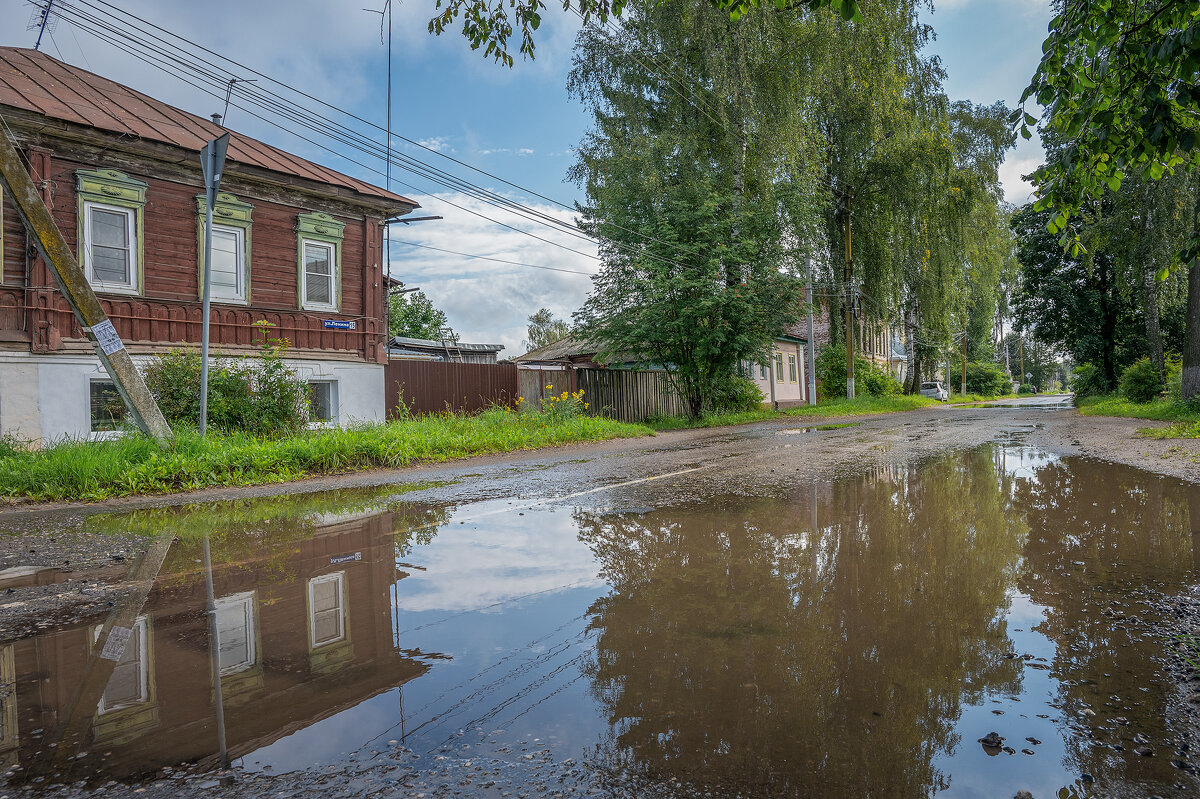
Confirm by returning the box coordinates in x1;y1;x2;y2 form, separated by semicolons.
0;131;412;364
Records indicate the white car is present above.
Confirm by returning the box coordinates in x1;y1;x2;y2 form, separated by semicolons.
920;381;949;402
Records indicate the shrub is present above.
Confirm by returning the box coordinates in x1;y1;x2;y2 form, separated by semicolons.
1018;383;1035;395
709;374;765;413
1166;354;1183;403
1118;357;1163;403
1070;362;1108;398
964;362;1011;396
815;344;899;398
141;336;310;435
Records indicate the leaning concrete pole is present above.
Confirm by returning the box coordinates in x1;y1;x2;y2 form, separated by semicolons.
0;122;172;442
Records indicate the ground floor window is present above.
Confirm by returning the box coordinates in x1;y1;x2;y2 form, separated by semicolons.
308;572;346;648
215;591;257;675
308;380;337;423
774;352;784;383
788;354;798;383
90;380;126;432
94;617;149;713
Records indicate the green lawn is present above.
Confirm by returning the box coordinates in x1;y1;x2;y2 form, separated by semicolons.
785;395;940;417
0;409;652;502
1075;395;1200;439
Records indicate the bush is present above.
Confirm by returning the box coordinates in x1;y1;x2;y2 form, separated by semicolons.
1166;354;1183;403
1070;362;1108;398
964;362;1010;396
815;344;900;398
1118;357;1163;403
709;374;765;413
1018;383;1035;395
142;337;310;435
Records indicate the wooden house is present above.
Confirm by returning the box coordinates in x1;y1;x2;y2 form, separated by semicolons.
0;48;417;441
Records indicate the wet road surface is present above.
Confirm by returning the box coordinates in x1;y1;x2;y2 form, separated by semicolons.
0;402;1198;798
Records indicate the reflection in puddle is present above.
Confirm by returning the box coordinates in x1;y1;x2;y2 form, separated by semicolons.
0;446;1198;798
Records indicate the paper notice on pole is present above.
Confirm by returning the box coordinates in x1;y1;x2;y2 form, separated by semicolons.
100;625;132;661
88;319;125;356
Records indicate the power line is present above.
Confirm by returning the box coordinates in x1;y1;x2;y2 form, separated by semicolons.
47;0;709;272
389;238;595;276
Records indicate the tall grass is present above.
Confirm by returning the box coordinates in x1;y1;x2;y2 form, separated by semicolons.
0;409;651;502
1075;394;1200;439
785;395;939;418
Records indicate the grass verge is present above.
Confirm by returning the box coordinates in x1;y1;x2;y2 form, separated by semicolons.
0;409;652;503
1076;395;1200;439
785;395;940;417
646;409;779;430
948;393;1023;404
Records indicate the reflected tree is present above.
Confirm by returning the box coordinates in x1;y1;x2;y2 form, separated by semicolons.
1014;456;1198;794
576;448;1027;797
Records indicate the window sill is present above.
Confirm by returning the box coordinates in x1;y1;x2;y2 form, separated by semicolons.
301;304;339;313
90;284;141;297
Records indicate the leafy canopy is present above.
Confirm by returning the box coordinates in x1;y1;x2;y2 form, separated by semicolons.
1016;0;1200;262
526;308;572;350
428;0;859;65
388;287;449;339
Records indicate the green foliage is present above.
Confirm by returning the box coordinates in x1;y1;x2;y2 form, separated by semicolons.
141;336;310;435
0;410;651;502
526;308;571;351
1018;384;1035;395
1076;394;1200;439
646;408;777;430
1069;362;1107;399
388;287;449;339
1166;354;1184;403
426;0;853;66
708;374;765;414
1017;1;1200;266
815;344;898;399
1119;357;1164;404
963;362;1010;397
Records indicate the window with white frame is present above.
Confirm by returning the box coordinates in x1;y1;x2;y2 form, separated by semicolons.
788;353;798;383
302;240;336;309
296;211;345;312
307;572;346;648
759;363;767;380
208;225;246;303
94;617;149;713
77;169;146;295
308;380;337;423
215;591;257;675
83;202;137;291
774;352;784;383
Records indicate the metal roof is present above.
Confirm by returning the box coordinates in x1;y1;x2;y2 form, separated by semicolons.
389;335;504;353
0;47;415;210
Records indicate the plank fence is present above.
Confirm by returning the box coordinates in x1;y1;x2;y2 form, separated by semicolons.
384;361;685;423
575;368;686;422
385;360;518;418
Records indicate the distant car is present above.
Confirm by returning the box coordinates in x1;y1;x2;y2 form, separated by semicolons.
920;381;949;402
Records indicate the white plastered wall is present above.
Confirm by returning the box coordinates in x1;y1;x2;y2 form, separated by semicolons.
0;352;383;443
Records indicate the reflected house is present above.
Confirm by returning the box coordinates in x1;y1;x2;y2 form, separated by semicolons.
5;505;434;782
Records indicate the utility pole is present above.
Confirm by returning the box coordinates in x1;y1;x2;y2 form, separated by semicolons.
806;256;817;406
1019;338;1026;388
199;132;231;436
0;119;172;442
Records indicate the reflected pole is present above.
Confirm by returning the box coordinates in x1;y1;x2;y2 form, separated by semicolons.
203;536;230;769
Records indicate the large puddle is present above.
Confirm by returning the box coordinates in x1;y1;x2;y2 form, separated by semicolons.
0;445;1197;797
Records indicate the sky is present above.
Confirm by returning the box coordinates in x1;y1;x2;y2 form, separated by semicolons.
0;0;1054;357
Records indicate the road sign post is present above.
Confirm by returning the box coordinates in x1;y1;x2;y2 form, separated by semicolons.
199;133;230;436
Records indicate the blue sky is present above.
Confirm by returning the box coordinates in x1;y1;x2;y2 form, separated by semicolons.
0;0;1053;354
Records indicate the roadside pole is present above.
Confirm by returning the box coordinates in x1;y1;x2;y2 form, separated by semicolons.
806;257;817;406
199;133;230;436
0;120;172;442
961;331;967;396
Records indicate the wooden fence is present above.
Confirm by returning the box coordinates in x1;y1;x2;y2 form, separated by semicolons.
385;360;518;418
575;368;686;422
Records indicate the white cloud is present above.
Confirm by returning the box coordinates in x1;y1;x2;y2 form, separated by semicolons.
517;148;535;156
386;192;598;356
416;136;453;152
1000;154;1042;206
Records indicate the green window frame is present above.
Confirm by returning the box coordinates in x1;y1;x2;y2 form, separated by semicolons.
76;169;147;295
195;192;253;305
296;211;345;312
